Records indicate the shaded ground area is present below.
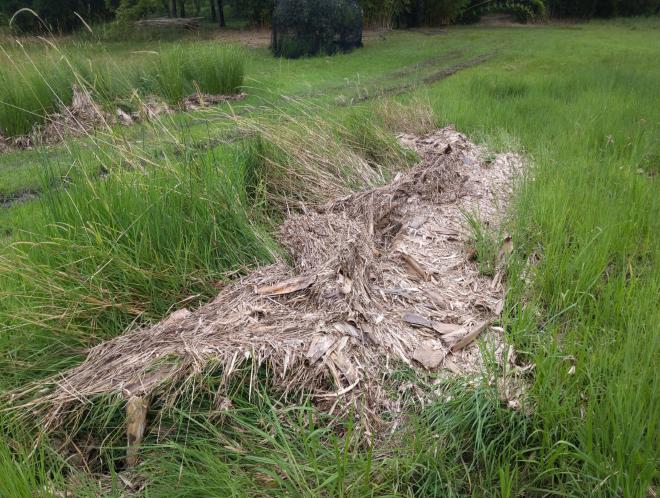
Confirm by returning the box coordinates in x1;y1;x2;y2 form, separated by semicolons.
209;28;396;48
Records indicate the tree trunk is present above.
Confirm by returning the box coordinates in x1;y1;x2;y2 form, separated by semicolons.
271;0;277;49
212;0;224;27
210;0;216;21
169;0;177;17
180;0;186;18
219;0;225;27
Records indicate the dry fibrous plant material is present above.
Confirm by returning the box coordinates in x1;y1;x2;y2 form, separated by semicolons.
230;107;410;210
8;126;526;440
0;87;246;150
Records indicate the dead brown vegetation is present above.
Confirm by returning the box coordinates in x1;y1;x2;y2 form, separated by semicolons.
9;126;526;439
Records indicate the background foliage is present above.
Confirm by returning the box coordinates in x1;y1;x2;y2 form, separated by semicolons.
0;0;658;33
272;0;362;57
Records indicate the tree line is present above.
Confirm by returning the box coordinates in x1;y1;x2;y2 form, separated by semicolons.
1;0;658;32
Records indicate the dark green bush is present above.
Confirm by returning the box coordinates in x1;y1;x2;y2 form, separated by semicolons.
271;0;363;58
458;0;547;23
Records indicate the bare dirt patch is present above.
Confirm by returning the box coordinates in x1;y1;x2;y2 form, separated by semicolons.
11;127;528;438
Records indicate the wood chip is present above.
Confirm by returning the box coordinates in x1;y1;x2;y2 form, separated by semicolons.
403;312;461;335
306;335;336;364
256;275;316;296
161;308;191;327
399;252;430;281
333;322;360;338
432;322;462;334
435;226;460;237
408;215;428;229
382;287;416;298
424;288;449;308
451;320;491;352
126;396;149;467
403;312;435;328
443;358;463;374
331;352;359;384
412;347;447;369
338;274;353;294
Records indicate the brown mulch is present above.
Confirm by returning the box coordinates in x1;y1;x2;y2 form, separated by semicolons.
0;87;246;151
10;127;530;437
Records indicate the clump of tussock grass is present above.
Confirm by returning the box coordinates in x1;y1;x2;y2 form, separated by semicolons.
0;136;278;386
228;99;417;209
463;211;504;277
0;49;74;136
70;53;143;105
184;44;246;96
0;41;245;138
0;101;418;388
369;93;437;135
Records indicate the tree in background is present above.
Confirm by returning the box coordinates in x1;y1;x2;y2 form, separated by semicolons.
359;0;411;27
0;0;111;31
212;0;226;26
544;0;659;17
272;0;363;57
232;0;272;26
1;0;658;33
458;0;547;23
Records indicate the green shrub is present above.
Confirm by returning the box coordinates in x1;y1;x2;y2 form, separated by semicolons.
272;0;363;58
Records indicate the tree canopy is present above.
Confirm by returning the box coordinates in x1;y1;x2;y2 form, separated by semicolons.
0;0;657;33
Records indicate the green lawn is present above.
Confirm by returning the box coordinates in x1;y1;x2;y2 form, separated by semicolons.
1;20;658;497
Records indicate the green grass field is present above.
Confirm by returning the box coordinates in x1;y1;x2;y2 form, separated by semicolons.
1;19;658;497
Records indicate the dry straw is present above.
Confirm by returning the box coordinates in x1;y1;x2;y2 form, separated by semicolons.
7;126;527;443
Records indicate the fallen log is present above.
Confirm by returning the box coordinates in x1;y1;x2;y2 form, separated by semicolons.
135;17;204;30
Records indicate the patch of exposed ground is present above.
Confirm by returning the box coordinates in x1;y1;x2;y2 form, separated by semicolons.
10;127;530;443
0;189;40;208
341;53;492;104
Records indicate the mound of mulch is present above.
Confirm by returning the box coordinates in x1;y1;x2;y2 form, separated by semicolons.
0;134;9;153
10;127;531;448
0;88;247;151
39;84;110;146
180;91;247;111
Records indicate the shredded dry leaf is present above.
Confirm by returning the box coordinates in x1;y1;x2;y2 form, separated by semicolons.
8;126;528;436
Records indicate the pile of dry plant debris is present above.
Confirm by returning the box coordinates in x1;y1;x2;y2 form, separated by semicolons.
0;85;246;150
12;126;531;457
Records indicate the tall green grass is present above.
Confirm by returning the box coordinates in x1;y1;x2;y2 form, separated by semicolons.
148;45;245;104
0;50;74;136
426;26;659;496
0;137;279;385
0;42;245;137
0;22;658;497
